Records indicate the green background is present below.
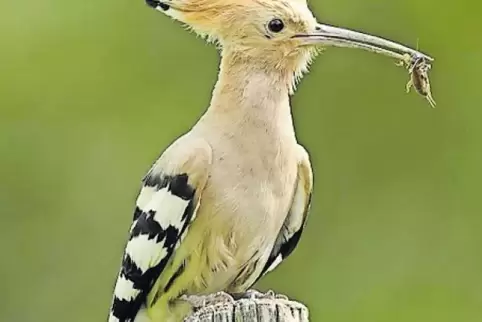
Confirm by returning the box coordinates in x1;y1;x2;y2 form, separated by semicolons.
1;0;481;321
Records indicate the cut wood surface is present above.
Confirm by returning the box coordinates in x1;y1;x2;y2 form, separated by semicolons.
183;290;309;322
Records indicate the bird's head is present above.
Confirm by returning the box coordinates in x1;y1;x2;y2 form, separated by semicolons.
146;0;432;82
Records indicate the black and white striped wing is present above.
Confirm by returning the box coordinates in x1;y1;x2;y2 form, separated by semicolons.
108;172;199;322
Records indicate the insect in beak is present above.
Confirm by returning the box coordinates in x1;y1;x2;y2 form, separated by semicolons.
294;23;436;107
399;55;437;108
293;23;433;62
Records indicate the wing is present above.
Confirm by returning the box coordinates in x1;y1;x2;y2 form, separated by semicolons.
254;145;313;283
108;138;212;322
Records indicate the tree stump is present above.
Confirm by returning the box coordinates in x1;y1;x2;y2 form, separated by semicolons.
183;290;309;322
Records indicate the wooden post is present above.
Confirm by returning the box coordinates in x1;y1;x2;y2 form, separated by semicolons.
183;290;309;322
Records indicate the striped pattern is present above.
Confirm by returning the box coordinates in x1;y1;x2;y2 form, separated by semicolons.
108;173;196;322
145;0;171;11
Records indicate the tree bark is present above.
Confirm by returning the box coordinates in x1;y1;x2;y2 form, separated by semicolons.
183;290;309;322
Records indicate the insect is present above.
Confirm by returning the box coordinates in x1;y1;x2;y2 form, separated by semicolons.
396;43;436;108
407;55;436;107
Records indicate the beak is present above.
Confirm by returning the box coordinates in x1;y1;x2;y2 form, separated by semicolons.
294;23;433;62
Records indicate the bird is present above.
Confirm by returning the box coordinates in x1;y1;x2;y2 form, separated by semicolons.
107;0;433;321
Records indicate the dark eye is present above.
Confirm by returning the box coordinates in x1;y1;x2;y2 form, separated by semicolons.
267;19;285;33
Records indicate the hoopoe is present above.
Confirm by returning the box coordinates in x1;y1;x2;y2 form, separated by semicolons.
107;0;433;321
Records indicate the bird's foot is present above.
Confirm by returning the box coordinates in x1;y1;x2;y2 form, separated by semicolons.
183;291;235;310
203;291;235;306
228;289;288;300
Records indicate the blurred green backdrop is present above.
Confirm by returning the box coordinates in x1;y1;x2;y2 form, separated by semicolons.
1;0;481;321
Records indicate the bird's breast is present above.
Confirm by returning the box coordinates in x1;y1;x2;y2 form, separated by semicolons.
181;150;297;293
194;141;299;262
181;119;300;292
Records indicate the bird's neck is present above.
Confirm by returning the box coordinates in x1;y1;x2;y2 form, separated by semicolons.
202;50;297;139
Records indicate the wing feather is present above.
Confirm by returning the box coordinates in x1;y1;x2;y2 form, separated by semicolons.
108;138;211;322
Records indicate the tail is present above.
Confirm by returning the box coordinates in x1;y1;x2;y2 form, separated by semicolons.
107;272;147;322
108;305;150;322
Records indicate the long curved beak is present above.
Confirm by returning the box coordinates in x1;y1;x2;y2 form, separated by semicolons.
294;23;433;62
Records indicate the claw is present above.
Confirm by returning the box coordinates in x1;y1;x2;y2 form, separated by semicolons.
405;79;413;93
